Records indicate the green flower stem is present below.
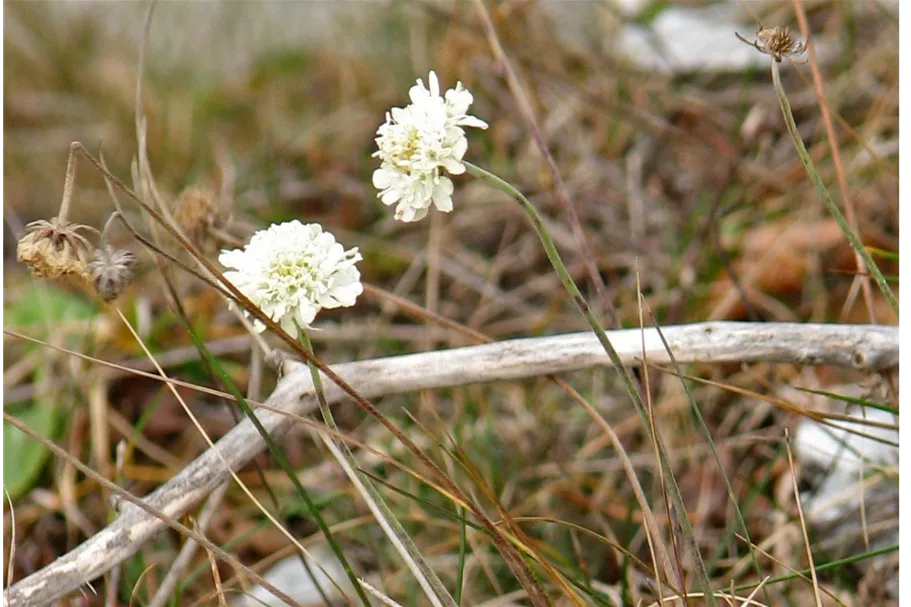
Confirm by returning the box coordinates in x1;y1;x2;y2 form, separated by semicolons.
465;161;717;607
770;60;897;317
299;329;457;607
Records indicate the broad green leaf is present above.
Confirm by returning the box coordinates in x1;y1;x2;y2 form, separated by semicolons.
4;402;59;501
4;283;93;500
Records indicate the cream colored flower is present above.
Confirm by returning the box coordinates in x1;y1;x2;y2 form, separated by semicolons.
219;221;362;337
373;71;487;222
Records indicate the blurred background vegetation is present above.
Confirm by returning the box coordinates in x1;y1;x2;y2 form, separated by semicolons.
3;1;898;605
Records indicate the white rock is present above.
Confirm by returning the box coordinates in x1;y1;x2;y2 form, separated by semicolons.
230;546;356;607
795;405;898;525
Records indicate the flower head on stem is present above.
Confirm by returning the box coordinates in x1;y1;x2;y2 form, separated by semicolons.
218;220;362;338
89;213;137;302
735;23;807;63
17;143;97;283
372;70;487;223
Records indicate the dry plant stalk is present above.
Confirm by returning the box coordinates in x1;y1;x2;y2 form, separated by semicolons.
15;142;96;286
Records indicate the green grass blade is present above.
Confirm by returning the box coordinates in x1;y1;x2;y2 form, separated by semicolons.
455;505;467;605
793;386;898;416
731;544;897;592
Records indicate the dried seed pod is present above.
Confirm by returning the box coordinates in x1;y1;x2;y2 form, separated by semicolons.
736;24;807;63
756;25;807;62
174;186;227;250
89;244;137;302
16;216;95;282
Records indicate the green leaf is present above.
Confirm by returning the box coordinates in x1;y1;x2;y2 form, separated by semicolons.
4;402;59;501
4;283;93;500
6;283;97;329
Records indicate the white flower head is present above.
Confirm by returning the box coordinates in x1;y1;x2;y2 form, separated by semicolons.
219;220;363;338
372;70;488;223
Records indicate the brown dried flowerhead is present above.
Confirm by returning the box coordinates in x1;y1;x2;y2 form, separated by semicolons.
89;244;137;302
736;24;807;63
16;216;96;282
173;186;228;250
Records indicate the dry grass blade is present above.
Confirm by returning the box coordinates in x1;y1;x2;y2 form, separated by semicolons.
789;0;877;324
731;534;848;607
202;534;229;607
636;267;680;603
128;563;159;607
146;481;230;607
360;578;406;607
651;368;898;449
4;489;15;590
738;576;770;607
469;0;619;329
784;429;823;607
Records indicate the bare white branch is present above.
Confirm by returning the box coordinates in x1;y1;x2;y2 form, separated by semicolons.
6;322;897;606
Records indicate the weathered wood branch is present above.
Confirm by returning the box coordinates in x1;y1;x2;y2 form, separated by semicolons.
6;322;898;606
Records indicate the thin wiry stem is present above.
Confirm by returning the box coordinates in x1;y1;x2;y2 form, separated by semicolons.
770;60;897;317
465;160;717;607
784;429;823;607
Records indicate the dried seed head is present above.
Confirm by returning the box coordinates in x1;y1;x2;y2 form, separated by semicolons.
736;24;807;63
89;244;137;302
16;216;95;282
757;26;806;62
173;186;227;249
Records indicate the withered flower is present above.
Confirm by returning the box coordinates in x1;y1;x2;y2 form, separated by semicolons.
17;216;95;282
736;24;807;63
173;186;227;250
89;244;137;302
17;142;98;285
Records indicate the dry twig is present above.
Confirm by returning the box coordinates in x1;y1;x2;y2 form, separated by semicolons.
5;321;897;605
